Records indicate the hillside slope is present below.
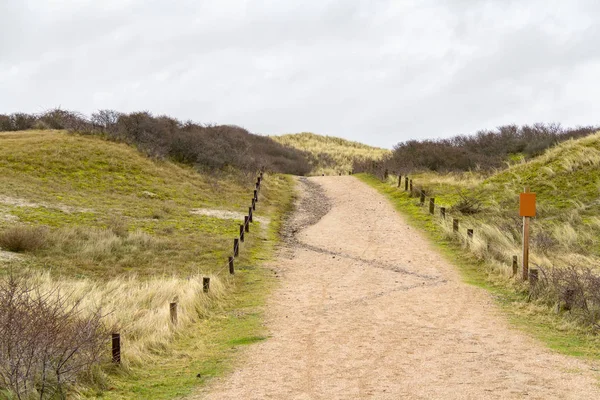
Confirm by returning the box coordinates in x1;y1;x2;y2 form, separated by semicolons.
0;130;294;398
386;132;600;270
365;132;600;343
272;132;389;175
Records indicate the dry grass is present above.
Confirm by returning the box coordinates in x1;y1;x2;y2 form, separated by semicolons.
0;225;48;253
28;272;227;368
272;132;390;175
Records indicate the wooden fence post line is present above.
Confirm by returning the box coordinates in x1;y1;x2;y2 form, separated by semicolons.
229;256;235;274
203;277;210;293
253;190;258;202
529;268;538;291
248;207;253;222
419;190;425;205
112;333;121;364
512;256;518;276
429;198;435;214
244;216;249;232
440;207;446;219
405;177;409;191
239;224;244;242
234;239;239;257
467;229;474;240
252;198;256;211
170;302;177;325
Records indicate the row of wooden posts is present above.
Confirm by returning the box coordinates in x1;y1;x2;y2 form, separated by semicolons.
111;171;265;364
394;173;539;290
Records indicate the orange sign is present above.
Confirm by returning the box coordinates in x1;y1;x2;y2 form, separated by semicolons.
519;193;536;217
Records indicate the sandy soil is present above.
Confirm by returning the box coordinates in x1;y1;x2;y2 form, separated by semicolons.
195;176;600;399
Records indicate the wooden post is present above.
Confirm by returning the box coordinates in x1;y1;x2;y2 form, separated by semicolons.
512;256;518;276
429;198;435;214
453;219;459;233
409;180;413;192
440;207;446;219
397;175;401;187
405;177;409;191
233;239;239;257
522;186;531;281
112;333;121;364
203;277;210;293
253;190;258;202
248;207;253;222
244;216;249;232
467;229;474;240
529;268;538;290
420;190;425;205
256;182;259;191
228;256;234;274
170;302;177;324
252;198;256;211
239;224;244;242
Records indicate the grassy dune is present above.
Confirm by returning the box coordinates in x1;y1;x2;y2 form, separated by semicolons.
394;132;600;272
272;132;390;175
0;130;295;398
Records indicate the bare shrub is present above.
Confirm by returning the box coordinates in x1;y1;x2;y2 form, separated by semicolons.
540;266;600;326
353;123;599;174
451;192;483;215
0;225;49;253
0;275;109;399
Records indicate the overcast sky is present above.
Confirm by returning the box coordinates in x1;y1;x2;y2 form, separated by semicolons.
1;0;598;148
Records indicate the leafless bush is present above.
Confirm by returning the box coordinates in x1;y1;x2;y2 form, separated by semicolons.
0;226;49;253
0;275;109;399
0;108;311;175
532;231;558;254
451;192;483;215
541;266;600;327
350;123;600;175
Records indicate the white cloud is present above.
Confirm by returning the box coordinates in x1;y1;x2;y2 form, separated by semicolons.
0;0;598;147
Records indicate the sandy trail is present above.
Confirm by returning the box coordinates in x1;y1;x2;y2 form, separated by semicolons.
196;176;600;399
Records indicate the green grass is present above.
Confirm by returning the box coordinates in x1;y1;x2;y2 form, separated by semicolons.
0;130;286;278
0;130;297;398
357;173;600;359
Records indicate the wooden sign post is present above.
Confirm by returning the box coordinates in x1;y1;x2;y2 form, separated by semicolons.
520;187;536;281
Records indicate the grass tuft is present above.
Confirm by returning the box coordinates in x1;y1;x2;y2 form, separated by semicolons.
0;225;48;253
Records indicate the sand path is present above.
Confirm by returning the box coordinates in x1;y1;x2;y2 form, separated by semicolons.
197;176;600;399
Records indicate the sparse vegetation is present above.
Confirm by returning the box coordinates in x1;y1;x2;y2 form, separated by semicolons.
272;132;389;175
